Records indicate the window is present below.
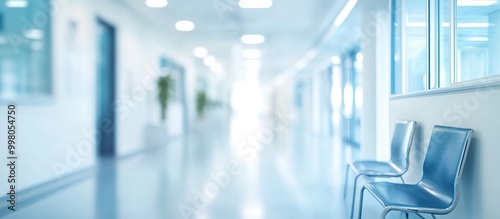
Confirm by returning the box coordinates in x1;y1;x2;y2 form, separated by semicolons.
456;1;500;82
330;57;343;130
391;0;500;94
0;0;52;101
392;0;428;94
439;0;451;87
342;49;362;147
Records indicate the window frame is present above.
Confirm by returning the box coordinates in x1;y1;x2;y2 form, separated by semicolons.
391;0;500;97
0;0;53;104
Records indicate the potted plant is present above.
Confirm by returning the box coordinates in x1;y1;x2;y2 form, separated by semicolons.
145;73;174;148
157;74;174;123
196;90;208;119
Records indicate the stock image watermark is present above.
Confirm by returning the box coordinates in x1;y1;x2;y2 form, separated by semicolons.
213;0;238;20
178;107;294;219
6;104;17;211
442;77;497;126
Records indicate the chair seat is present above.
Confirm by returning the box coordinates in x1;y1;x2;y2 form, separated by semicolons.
351;161;402;176
365;182;452;210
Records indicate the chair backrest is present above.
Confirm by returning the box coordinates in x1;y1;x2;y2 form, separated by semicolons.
389;120;417;173
419;125;473;208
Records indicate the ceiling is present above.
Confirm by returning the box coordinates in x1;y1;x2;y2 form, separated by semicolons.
119;0;349;83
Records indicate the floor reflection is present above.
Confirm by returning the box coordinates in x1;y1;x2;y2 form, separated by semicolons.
96;158;117;219
4;112;361;219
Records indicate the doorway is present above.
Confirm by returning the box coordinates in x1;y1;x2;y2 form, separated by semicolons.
96;19;116;156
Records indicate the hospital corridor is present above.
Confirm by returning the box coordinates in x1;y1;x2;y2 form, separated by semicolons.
0;0;499;218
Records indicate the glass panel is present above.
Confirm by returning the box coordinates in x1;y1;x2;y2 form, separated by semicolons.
0;0;52;100
392;0;428;94
353;51;362;145
323;67;333;135
341;49;361;147
392;0;402;94
456;0;500;82
295;82;303;108
439;0;451;87
342;52;353;145
331;61;342;130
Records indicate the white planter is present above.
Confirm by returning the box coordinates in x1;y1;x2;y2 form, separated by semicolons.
167;103;185;136
144;124;168;148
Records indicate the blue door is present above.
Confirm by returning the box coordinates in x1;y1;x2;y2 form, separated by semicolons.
96;19;116;156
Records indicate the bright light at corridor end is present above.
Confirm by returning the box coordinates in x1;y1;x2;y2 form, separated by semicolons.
175;20;195;31
244;60;262;70
231;81;263;115
331;56;341;65
145;0;168;8
241;34;265;45
243;49;262;59
239;0;273;8
242;203;264;219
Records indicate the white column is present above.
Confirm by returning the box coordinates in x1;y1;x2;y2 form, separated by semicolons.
359;0;390;160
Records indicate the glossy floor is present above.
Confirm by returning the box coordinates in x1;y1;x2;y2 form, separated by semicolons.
3;113;397;219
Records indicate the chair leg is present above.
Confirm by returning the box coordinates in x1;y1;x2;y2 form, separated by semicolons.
399;175;405;184
405;212;409;219
357;186;366;219
414;213;426;219
343;164;350;200
350;174;362;219
380;208;390;219
431;214;437;219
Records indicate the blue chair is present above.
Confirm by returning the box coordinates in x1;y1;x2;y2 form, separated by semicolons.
357;125;474;219
344;120;417;219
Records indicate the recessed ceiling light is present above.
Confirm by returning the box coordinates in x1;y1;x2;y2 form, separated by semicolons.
243;49;262;59
356;52;363;62
240;34;265;44
239;0;273;8
145;0;168;8
203;56;216;67
457;1;497;6
175;20;195;32
407;22;491;28
405;22;426;27
457;22;490;28
24;29;44;40
194;47;208;58
6;0;28;8
467;37;489;41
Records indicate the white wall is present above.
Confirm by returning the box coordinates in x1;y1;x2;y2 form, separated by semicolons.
389;83;500;218
0;0;197;191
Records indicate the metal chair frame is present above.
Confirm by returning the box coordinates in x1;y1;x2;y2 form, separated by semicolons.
357;126;474;219
344;120;417;219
